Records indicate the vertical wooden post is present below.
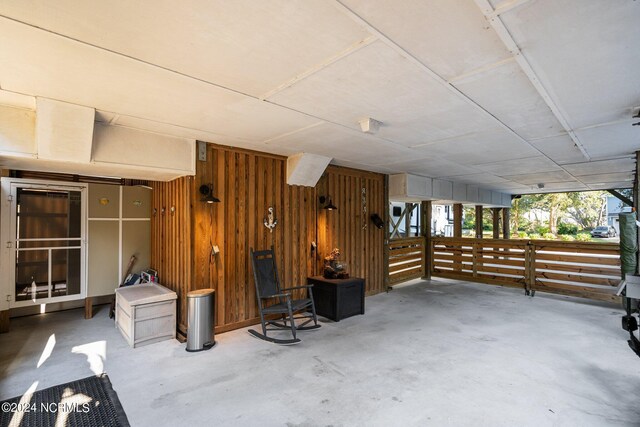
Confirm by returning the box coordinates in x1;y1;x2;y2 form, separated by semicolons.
492;208;500;239
383;175;390;290
1;169;9;333
453;203;463;271
421;200;432;279
453;203;463;238
472;242;478;278
525;241;537;294
634;151;639;214
635;151;640;273
503;208;511;239
0;310;9;333
531;242;537;294
475;205;483;238
524;242;531;294
84;297;93;319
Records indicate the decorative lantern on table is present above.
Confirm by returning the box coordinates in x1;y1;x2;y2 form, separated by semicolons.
323;248;349;279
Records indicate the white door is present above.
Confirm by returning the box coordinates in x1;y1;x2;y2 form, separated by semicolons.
1;178;87;308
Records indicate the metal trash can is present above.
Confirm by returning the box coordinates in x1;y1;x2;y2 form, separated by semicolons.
186;289;216;352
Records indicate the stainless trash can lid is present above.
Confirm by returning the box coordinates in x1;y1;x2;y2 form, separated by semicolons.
187;288;215;298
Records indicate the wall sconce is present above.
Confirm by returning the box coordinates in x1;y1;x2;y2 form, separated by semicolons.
370;213;384;229
199;184;220;203
319;195;337;211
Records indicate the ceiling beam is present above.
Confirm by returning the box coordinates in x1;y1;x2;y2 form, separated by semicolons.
332;0;591;191
607;189;632;207
260;35;377;100
473;0;591;161
263;121;325;144
447;57;515;85
331;0;535;148
0;15;411;155
489;0;535;18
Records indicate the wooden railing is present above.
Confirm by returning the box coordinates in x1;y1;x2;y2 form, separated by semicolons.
431;237;621;303
388;237;426;285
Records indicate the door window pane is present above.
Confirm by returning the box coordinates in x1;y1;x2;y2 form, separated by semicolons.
13;187;84;303
16;189;82;240
15;249;49;301
52;248;81;297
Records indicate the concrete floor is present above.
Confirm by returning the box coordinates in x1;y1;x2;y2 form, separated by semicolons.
1;278;640;426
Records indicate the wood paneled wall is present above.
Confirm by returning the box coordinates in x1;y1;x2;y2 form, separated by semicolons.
150;178;192;332
316;166;388;295
316;166;386;295
191;146;317;331
151;144;387;333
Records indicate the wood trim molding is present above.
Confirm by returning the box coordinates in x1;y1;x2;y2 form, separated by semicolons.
0;310;9;333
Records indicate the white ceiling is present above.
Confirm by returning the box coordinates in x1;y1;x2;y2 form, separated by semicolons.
0;0;638;193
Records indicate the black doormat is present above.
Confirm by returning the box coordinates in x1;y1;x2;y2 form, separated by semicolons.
0;374;130;427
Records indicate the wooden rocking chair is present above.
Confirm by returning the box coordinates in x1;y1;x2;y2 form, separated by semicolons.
249;246;320;344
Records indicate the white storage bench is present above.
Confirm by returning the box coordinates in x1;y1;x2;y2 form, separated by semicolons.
115;283;177;348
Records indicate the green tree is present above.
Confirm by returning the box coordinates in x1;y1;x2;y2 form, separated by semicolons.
511;191;607;234
463;206;476;231
565;191;607;229
511;196;535;232
483;209;495;232
463;207;493;236
612;188;633;211
524;193;571;234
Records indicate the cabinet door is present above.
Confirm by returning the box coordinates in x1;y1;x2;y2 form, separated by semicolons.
89;183;120;218
88;221;119;297
122;220;151;273
122;186;151;218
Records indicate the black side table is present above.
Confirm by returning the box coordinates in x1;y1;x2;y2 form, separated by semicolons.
307;276;365;321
